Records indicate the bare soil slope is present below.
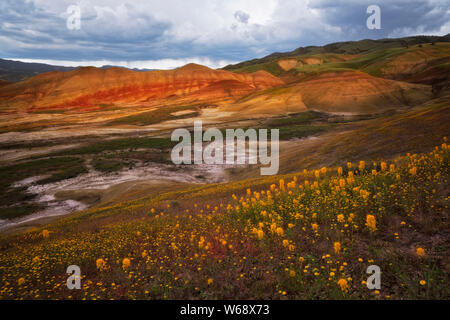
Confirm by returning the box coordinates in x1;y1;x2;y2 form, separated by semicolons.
0;64;284;111
291;71;432;113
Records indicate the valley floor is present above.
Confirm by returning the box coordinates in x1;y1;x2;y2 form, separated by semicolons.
0;95;449;230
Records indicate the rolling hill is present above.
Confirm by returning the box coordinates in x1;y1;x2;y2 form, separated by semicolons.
223;34;450;72
224;40;450;95
0;64;283;112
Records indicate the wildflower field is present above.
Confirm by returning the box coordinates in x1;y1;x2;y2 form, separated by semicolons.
0;140;448;300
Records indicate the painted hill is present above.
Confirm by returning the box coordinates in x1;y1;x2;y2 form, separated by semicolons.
287;71;432;113
0;34;448;125
224;41;450;93
0;64;284;111
222;70;432;117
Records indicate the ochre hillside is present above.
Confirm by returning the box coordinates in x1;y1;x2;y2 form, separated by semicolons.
0;64;284;111
290;71;432;113
223;70;432;116
365;43;450;83
1;43;448;118
226;42;450;92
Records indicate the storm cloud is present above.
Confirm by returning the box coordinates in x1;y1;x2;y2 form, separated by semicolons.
0;0;448;69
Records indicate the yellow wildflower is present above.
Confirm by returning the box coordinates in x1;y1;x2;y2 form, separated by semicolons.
122;258;131;269
334;242;341;254
359;161;365;171
366;214;377;232
257;229;264;240
276;227;284;236
416;247;426;257
337;278;348;292
42;229;50;238
96;258;106;271
279;179;285;191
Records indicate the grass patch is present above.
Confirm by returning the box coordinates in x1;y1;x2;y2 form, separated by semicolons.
278;124;329;140
0;205;43;220
108;105;200;126
38;163;87;185
265;111;331;140
213;112;332;141
230;60;285;76
0;157;87;219
92;158;126;173
0;157;87;188
267;111;325;126
52;137;176;157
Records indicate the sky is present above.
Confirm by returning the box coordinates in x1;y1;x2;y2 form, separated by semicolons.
1;0;449;69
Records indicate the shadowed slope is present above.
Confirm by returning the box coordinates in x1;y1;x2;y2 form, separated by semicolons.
0;80;10;88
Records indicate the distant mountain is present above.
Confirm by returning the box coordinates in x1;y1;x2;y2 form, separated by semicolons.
0;59;75;82
0;59;155;82
100;65;154;72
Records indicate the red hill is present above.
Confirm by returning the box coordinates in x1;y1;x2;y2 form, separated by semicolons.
0;64;284;111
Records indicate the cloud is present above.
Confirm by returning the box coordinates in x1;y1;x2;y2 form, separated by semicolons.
309;0;450;39
234;11;250;24
0;0;448;68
